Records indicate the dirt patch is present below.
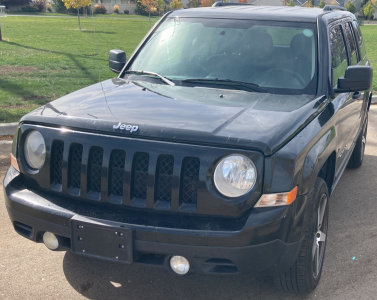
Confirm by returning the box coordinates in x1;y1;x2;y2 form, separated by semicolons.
0;135;13;141
0;66;38;75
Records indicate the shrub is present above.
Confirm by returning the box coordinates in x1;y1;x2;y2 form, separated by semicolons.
46;3;52;12
21;5;39;12
113;4;119;13
124;9;129;14
93;4;107;14
32;0;45;12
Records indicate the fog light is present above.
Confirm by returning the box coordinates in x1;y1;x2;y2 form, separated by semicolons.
43;232;59;250
170;256;190;275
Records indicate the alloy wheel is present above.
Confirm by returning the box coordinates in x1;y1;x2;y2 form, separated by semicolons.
312;194;328;279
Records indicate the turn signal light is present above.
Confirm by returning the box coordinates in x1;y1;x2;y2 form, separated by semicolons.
255;186;298;207
10;153;20;172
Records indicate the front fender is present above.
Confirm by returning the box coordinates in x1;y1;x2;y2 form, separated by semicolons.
301;126;336;193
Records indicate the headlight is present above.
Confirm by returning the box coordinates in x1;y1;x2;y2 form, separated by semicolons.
24;130;46;170
214;155;257;198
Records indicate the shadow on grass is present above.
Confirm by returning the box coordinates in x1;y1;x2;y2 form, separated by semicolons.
79;31;116;34
0;78;36;100
4;41;101;84
5;41;107;62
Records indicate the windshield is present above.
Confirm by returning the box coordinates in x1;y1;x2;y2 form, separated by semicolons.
127;18;318;95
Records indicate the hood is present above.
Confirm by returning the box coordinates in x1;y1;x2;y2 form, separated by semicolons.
22;78;325;155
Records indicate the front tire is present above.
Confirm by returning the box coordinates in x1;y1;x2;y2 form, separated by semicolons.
273;178;329;294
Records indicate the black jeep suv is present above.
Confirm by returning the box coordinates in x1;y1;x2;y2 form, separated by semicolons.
4;4;373;294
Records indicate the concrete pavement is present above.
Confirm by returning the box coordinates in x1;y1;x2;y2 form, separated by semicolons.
1;107;377;299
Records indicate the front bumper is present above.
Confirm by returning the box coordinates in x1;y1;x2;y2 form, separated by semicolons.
4;167;308;276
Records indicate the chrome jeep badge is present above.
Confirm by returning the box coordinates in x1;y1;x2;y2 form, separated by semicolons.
113;122;139;132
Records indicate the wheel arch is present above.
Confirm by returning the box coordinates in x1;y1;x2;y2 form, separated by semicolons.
300;126;336;195
317;151;336;195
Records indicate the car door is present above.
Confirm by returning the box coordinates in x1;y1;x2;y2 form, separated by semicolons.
342;21;364;143
329;22;358;175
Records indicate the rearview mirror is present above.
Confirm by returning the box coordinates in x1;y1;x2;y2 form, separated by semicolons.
109;50;126;74
334;66;373;93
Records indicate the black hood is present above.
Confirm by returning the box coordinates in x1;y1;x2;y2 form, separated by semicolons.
21;78;325;155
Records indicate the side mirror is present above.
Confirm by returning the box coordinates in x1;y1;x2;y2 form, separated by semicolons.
334;66;373;93
109;50;126;74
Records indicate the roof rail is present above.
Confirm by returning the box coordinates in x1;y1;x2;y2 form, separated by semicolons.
323;5;347;11
212;1;253;7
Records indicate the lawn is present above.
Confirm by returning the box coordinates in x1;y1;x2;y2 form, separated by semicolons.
0;16;158;123
6;12;160;19
0;17;376;123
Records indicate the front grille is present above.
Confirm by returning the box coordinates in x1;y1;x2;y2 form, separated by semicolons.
48;140;202;212
68;144;83;191
181;157;200;206
50;140;64;186
109;150;126;197
132;152;149;200
87;146;104;195
155;155;174;205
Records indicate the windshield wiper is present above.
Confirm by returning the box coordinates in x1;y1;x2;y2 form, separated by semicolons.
181;78;267;93
124;70;175;86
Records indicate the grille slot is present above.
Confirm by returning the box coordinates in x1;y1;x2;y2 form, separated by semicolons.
180;157;200;210
50;140;64;191
109;150;126;199
52;139;202;213
87;146;104;199
131;152;149;204
68;143;83;195
155;155;174;209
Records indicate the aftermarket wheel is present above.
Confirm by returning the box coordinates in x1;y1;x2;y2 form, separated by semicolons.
273;178;329;294
347;117;368;169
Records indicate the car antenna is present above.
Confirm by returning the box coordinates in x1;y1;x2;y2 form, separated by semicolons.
90;4;117;119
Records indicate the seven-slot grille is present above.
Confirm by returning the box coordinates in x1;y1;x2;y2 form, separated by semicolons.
50;141;200;211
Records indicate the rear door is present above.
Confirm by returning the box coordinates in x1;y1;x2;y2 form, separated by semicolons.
342;21;364;141
329;22;358;174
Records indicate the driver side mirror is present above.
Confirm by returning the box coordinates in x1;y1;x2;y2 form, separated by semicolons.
109;49;126;74
333;66;373;94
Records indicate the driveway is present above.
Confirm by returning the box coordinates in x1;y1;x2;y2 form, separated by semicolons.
1;106;377;300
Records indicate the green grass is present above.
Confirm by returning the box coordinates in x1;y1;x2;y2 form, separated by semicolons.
0;17;376;123
0;16;158;123
6;12;159;18
360;26;377;93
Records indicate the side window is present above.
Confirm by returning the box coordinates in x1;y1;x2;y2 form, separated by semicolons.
344;22;358;65
352;21;367;60
330;25;348;87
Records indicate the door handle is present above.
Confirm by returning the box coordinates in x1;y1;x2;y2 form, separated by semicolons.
352;92;362;100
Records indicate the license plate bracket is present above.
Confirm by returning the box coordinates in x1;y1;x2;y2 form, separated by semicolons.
71;217;133;263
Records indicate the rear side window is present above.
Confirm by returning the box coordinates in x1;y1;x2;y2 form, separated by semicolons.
344;22;358;65
352;21;367;60
330;25;348;87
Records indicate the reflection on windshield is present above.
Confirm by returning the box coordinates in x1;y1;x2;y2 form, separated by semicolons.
128;18;317;95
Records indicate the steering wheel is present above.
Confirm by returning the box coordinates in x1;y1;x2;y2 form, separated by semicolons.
258;68;306;87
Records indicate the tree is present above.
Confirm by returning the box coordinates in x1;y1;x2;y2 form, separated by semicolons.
307;0;314;7
51;0;66;12
288;0;295;6
156;0;165;15
318;0;325;8
170;0;183;9
345;1;356;13
138;0;157;26
238;0;248;3
62;0;91;30
200;0;211;5
363;0;375;19
0;0;30;9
